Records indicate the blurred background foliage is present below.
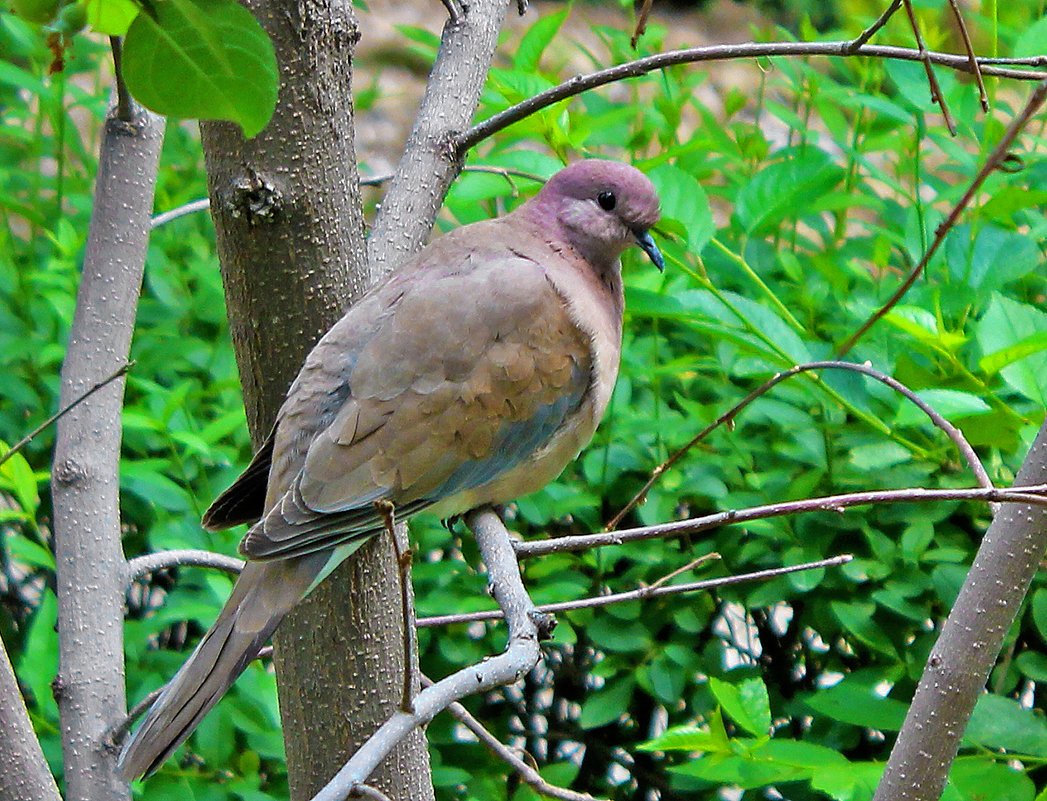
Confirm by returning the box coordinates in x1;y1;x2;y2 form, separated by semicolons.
2;0;1047;799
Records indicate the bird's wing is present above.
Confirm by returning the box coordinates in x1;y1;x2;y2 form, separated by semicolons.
239;249;592;561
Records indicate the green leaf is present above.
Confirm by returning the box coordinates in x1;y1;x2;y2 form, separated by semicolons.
1014;17;1047;57
893;389;990;427
578;677;634;729
0;441;40;513
948;757;1035;801
944;224;1040;291
811;760;884;801
1015;651;1047;682
649;163;714;251
708;676;770;736
979;330;1047;377
964;694;1047;756
976;295;1047;405
1032;589;1047;641
804;680;908;731
639;724;730;753
733;150;845;235
123;0;278;137
85;0;139;35
513;7;569;72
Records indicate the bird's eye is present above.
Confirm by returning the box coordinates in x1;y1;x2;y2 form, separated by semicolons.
597;191;617;211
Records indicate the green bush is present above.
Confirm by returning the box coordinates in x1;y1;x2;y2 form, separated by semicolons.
2;3;1046;800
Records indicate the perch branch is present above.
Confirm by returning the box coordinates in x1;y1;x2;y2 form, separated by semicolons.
844;0;903;53
150;198;210;229
424;675;602;801
308;508;547;801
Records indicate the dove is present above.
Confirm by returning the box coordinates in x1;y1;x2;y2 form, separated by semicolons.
118;159;663;780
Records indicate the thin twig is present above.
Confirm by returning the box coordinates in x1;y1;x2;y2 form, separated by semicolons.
109;36;134;122
350;784;393;801
523;484;1047;561
459;42;1045;152
124;549;244;587
631;0;653;49
150;198;210;229
105;686;163;747
839;78;1047;355
947;0;988;111
844;0;903;53
0;361;132;470
645;552;721;592
376;500;415;713
418;555;853;627
902;0;956;135
439;0;463;24
360;164;547;189
424;676;602;801
607;360;992;530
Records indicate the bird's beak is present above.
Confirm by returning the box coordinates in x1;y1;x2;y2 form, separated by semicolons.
633;229;665;272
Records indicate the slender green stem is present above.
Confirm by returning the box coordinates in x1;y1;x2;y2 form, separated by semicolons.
709;237;806;334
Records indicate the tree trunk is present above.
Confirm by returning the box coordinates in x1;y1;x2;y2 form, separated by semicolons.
198;0;433;798
52;106;164;801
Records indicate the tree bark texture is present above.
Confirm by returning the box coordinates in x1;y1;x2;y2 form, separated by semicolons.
0;632;61;801
873;421;1047;801
51;107;164;801
198;1;434;798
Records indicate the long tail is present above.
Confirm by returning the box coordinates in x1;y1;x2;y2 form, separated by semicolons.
118;559;315;780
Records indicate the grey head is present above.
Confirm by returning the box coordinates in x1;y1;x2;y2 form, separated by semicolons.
524;159;664;273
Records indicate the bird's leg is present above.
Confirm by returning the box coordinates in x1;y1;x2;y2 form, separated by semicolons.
375;500;416;713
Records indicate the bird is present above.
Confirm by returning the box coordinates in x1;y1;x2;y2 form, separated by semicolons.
118;159;663;780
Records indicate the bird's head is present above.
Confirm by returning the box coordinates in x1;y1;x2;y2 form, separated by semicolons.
532;159;664;273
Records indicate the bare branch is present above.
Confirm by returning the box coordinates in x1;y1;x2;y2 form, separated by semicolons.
104;686;162;748
844;0;903;53
946;0;988;111
376;500;416;714
901;0;956;135
427;677;603;801
524;485;1047;560
873;422;1047;801
608;360;992;531
459;42;1046;152
839;77;1047;355
350;784;393;801
0;631;61;801
0;361;131;471
418;555;852;628
309;508;546;801
124;549;244;587
150;198;210;229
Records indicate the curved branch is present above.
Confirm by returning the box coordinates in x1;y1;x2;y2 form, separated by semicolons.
459;42;1046;152
608;360;993;530
309;508;548;801
124;549;244;587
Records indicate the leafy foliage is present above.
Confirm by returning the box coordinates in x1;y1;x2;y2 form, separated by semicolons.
2;2;1047;801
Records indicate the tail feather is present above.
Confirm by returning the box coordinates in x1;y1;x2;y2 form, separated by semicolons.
118;560;314;780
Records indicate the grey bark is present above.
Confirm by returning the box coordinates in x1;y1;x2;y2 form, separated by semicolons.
0;632;61;801
51;107;164;801
197;1;435;798
367;0;514;277
872;420;1047;801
